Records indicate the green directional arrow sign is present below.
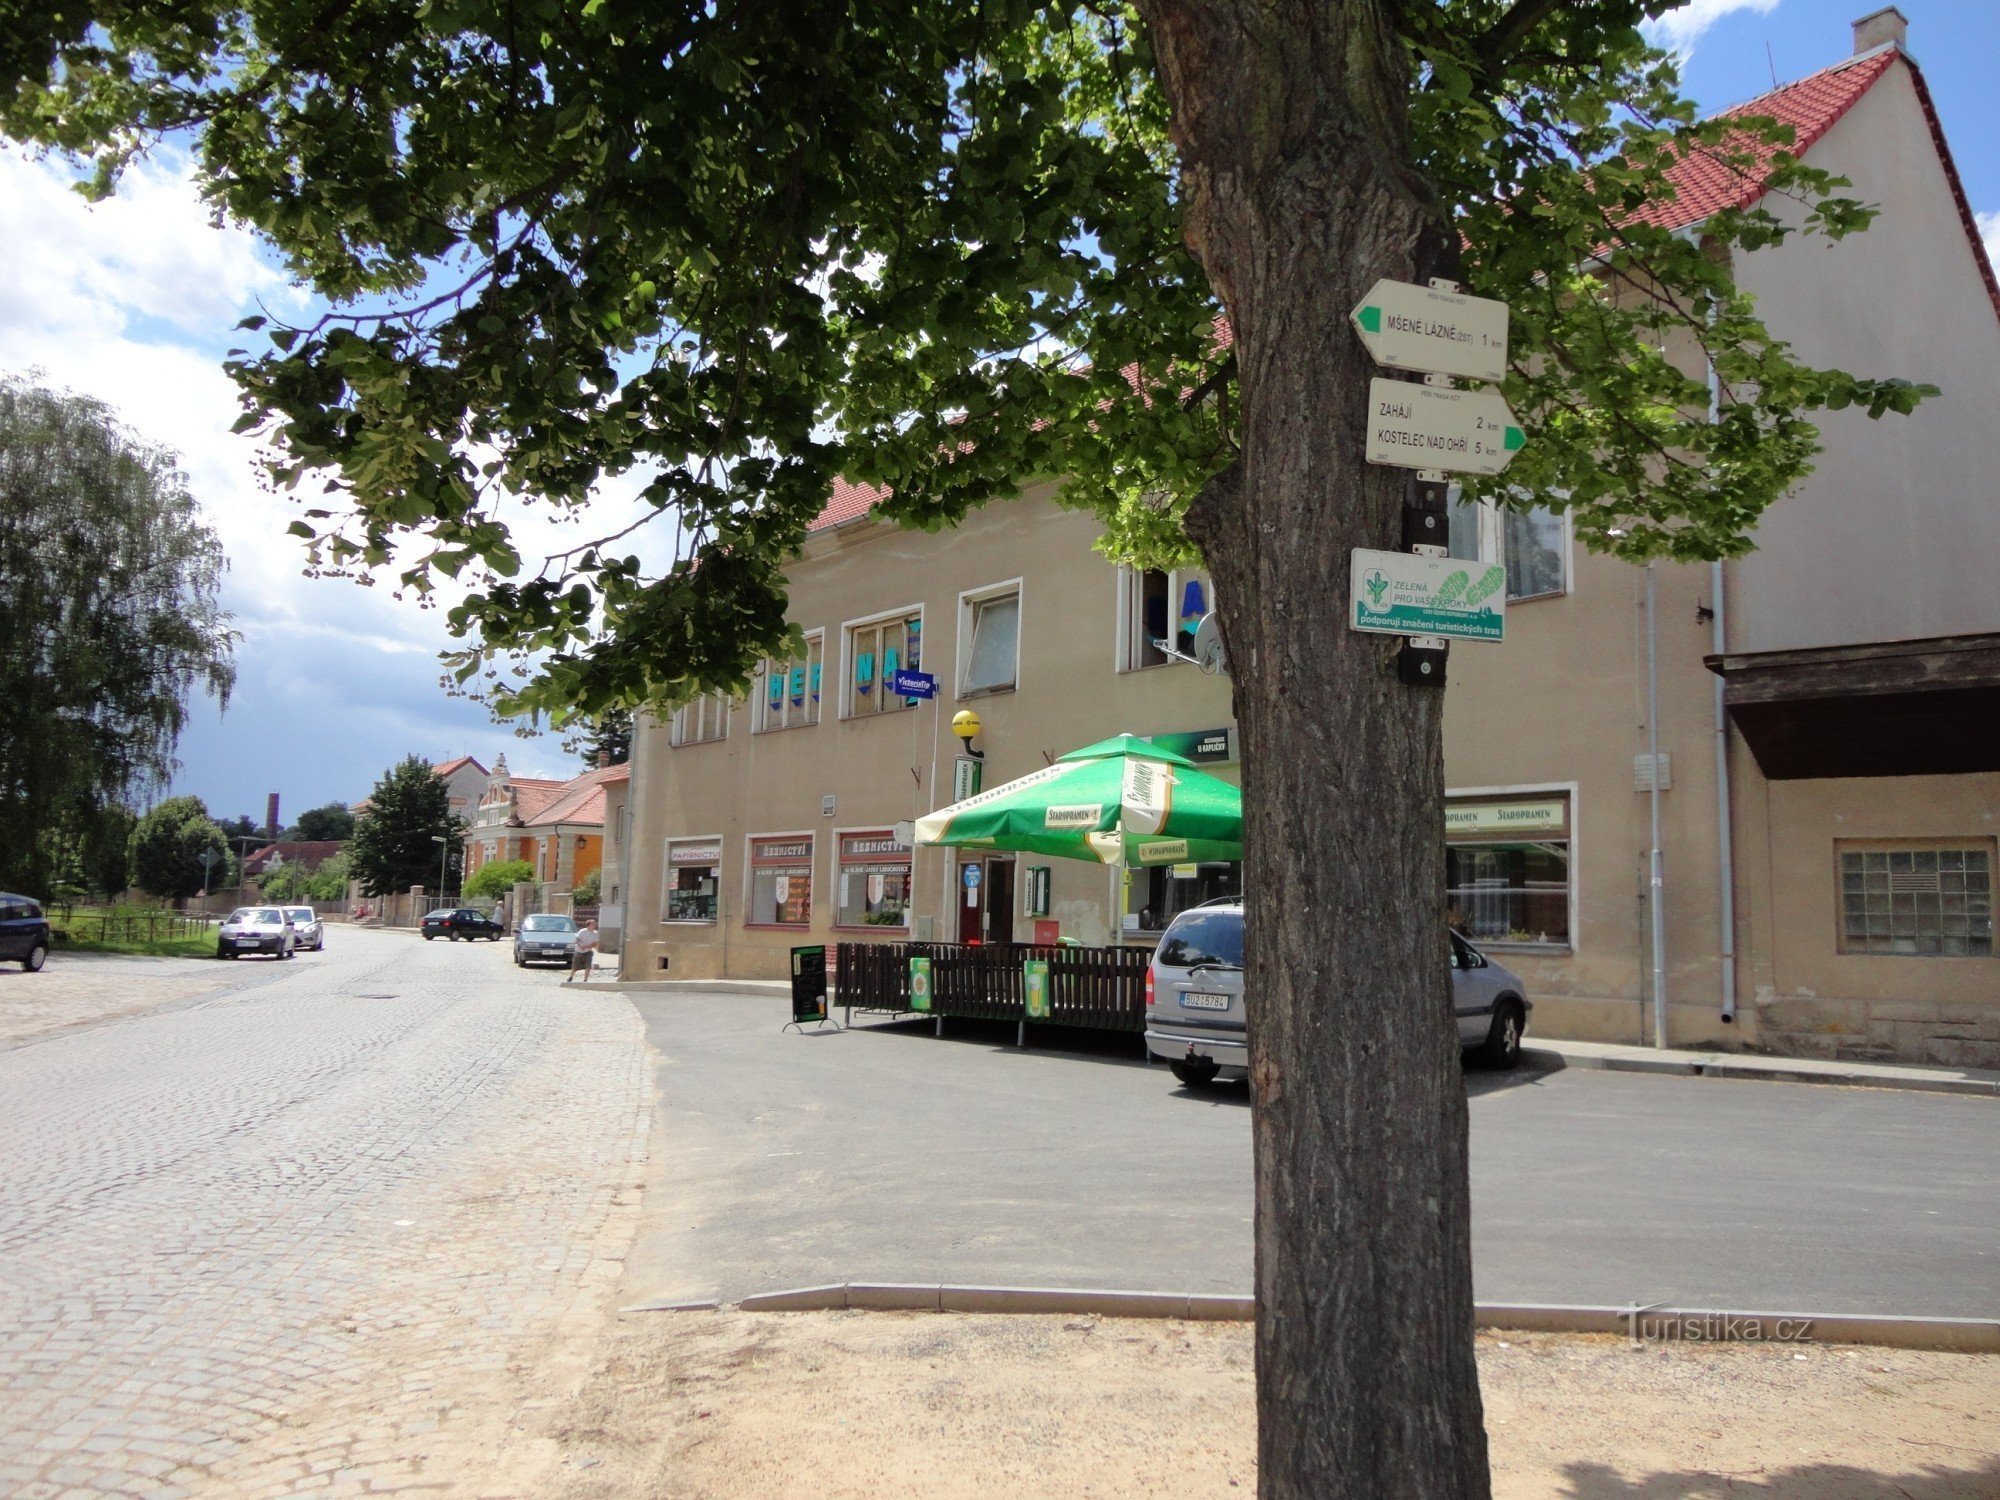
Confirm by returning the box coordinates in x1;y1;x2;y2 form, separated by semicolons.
1350;278;1509;383
1364;378;1526;476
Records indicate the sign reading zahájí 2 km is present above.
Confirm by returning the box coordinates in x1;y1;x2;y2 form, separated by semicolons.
1351;279;1510;384
1349;548;1506;643
1365;379;1524;476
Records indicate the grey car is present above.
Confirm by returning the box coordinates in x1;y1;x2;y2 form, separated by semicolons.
513;913;579;968
1143;901;1531;1087
284;906;325;951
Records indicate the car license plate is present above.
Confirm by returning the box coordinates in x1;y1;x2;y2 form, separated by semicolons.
1180;991;1232;1011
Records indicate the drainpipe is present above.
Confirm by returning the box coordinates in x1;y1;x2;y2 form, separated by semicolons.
1646;563;1669;1048
1708;349;1739;1024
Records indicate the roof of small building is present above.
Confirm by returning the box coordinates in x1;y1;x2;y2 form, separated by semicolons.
523;763;631;831
433;755;488;779
244;840;346;873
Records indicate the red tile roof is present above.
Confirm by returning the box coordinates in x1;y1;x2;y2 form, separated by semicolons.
1631;49;1897;234
516;763;630;830
244;840;346;874
432;755;487;779
1636;47;1997;323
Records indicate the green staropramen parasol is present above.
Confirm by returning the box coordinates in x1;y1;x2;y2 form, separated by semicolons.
912;733;1242;867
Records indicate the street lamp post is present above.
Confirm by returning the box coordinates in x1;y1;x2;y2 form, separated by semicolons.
431;834;450;904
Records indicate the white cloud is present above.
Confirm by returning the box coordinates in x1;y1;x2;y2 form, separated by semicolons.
1642;0;1783;58
1978;211;2000;275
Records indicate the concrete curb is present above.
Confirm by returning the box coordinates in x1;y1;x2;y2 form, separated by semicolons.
591;979;792;996
1527;1044;2000;1098
642;1284;2000;1353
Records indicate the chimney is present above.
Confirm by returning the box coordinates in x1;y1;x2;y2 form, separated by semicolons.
597;749;611;769
265;792;281;840
1851;6;1907;55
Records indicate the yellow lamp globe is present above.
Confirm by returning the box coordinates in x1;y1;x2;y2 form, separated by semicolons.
951;710;982;744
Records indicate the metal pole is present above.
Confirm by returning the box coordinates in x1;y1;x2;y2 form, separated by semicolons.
1646;563;1669;1048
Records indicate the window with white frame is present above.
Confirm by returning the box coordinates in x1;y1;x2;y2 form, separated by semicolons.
1444;486;1569;600
959;585;1020;696
845;609;923;717
1119;565;1214;671
1445;794;1572;949
835;832;913;928
1839;843;1993;957
670;690;731;746
755;632;824;732
664;838;722;923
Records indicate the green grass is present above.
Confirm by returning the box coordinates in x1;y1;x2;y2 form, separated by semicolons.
53;929;219;959
49;908;223;960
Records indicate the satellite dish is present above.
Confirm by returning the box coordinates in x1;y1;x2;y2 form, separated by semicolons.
1191;613;1228;676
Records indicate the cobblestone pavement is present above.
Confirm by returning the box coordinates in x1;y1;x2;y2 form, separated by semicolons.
0;927;652;1499
0;951;271;1050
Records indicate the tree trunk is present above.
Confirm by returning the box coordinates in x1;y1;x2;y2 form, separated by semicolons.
1132;2;1489;1495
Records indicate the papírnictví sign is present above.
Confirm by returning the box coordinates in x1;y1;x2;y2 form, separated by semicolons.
1349;548;1506;643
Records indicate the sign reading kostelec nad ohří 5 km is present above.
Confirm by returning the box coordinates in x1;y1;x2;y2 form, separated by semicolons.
1365;379;1524;476
1350;279;1510;384
1350;548;1507;643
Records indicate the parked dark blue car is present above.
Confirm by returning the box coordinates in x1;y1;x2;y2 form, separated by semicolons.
0;892;52;972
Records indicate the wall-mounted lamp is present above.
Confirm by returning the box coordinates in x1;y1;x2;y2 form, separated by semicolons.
951;709;984;759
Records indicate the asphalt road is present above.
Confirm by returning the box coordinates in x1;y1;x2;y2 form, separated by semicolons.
626;990;2000;1318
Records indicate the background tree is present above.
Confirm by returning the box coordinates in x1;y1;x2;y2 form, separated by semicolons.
579;710;633;768
347;757;463;897
287;802;356;842
306;849;353;903
130;796;227;903
461;858;535;901
217;813;262;844
0;378;236;897
2;4;1934;1492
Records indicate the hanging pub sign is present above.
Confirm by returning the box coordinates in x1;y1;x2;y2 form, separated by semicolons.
788;945;829;1028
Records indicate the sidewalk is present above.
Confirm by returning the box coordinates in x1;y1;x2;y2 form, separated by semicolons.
1528;1036;2000;1097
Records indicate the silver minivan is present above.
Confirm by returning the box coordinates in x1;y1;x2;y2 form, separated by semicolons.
1143;901;1531;1087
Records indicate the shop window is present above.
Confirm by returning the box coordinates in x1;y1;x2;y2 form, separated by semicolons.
748;835;814;926
1119;565;1213;671
1839;844;1993;957
845;609;923;717
756;632;824;732
664;838;721;923
671;691;731;746
835;831;913;929
1445;795;1572;948
1134;862;1240;933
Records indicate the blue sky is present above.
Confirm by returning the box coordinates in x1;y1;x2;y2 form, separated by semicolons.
2;0;1994;827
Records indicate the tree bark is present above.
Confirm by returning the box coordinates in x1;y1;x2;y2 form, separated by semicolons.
1132;2;1489;1495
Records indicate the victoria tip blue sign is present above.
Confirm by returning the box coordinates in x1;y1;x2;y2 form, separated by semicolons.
889;668;937;699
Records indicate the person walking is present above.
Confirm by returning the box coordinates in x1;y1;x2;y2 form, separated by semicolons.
564;919;600;984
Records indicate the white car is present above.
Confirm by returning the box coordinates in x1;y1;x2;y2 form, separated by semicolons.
217;907;295;960
284;906;325;951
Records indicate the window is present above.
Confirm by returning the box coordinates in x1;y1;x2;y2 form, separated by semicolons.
748;835;814;926
665;838;722;923
836;832;913;929
1135;862;1240;932
845;610;923;717
1441;487;1568;600
671;691;731;746
756;632;824;732
1503;506;1567;600
1119;565;1213;671
1839;844;1993;957
1445;795;1571;949
959;585;1020;696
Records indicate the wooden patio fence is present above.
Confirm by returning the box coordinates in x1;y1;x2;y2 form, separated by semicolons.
834;940;1150;1033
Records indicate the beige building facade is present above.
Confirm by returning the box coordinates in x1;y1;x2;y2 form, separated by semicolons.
622;18;2000;1066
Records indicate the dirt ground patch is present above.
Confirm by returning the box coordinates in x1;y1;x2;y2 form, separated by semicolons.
493;1311;2000;1499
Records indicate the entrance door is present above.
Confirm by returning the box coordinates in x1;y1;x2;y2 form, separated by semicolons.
983;860;1015;946
956;856;1016;944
